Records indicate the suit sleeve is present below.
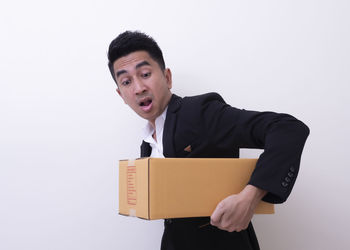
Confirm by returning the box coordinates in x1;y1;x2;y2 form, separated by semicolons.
196;92;310;204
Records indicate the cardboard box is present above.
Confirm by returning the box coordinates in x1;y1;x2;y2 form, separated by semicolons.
119;158;274;220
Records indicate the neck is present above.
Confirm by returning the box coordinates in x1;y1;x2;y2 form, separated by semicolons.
152;131;157;142
149;120;156;131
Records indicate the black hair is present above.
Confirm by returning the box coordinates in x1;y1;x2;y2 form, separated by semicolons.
107;31;165;84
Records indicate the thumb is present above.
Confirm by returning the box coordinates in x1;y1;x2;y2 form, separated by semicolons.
210;201;225;226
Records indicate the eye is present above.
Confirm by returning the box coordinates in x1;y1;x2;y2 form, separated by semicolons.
142;72;151;78
121;79;131;86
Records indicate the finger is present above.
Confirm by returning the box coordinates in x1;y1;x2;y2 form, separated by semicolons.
210;202;225;226
218;212;235;231
225;216;250;232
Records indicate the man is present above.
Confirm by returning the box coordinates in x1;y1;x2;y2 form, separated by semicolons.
107;31;309;250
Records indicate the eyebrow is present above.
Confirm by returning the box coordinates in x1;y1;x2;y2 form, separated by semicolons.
116;69;127;79
115;60;151;79
136;60;151;69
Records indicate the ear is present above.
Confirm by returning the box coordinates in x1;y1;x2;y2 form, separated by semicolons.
116;88;127;104
164;68;172;90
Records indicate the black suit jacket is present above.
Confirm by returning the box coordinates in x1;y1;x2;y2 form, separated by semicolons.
140;93;309;250
141;92;309;203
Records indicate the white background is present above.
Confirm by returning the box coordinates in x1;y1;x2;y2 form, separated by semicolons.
1;0;349;249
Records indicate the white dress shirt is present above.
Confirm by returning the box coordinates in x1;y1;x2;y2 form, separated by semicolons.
142;107;168;158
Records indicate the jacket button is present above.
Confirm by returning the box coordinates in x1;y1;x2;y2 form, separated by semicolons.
282;181;288;187
290;166;296;173
285;177;291;183
288;172;294;178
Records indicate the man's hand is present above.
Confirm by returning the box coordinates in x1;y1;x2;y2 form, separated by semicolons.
210;185;267;232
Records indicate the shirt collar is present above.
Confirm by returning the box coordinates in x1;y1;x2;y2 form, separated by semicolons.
142;106;168;143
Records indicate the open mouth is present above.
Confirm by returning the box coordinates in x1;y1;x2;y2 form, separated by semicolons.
140;99;152;107
139;97;153;112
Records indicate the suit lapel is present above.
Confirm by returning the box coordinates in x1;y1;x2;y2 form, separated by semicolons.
163;94;182;157
140;140;152;157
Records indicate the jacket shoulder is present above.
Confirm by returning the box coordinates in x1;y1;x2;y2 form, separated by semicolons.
173;92;228;127
182;92;226;106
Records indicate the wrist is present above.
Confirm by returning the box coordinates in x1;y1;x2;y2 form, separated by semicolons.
239;185;267;204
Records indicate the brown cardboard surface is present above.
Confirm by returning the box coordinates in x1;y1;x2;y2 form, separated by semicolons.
119;158;274;220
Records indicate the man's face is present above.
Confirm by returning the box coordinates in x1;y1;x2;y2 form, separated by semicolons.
114;51;172;126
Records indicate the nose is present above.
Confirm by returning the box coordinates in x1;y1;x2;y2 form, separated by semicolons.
133;79;146;95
